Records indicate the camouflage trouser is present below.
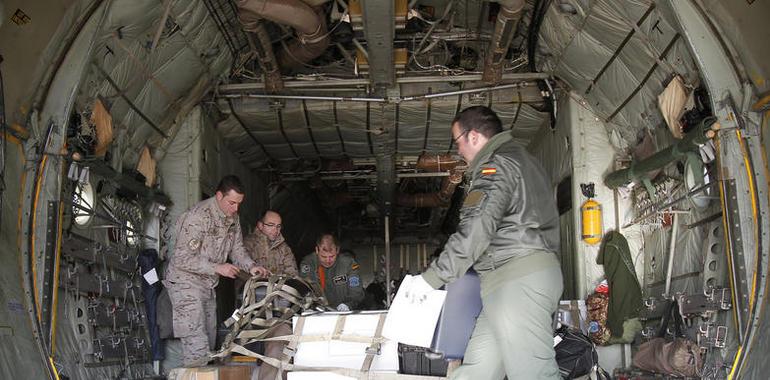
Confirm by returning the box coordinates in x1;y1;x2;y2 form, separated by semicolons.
167;281;217;366
258;323;292;380
451;261;563;380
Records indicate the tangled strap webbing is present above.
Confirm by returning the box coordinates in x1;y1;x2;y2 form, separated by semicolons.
219;275;324;349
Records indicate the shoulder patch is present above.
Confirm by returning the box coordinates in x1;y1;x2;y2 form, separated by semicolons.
349;275;360;287
462;190;486;208
351;263;359;270
188;239;201;251
481;167;497;175
301;264;310;274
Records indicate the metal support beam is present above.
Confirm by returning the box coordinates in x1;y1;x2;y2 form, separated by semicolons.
376;155;396;216
219;82;536;104
21;3;113;378
279;171;452;182
217;72;550;92
361;0;395;90
664;2;768;378
385;215;391;307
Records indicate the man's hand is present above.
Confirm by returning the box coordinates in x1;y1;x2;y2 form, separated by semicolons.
405;275;435;304
215;263;240;279
249;265;270;278
336;303;350;312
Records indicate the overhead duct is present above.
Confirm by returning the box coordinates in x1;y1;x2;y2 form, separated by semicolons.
239;21;283;92
415;154;466;172
397;170;464;208
237;0;331;72
482;0;525;84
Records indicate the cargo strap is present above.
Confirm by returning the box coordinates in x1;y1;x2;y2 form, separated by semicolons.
570;300;581;329
214;277;440;379
222;344;444;380
361;313;387;372
211;275;327;371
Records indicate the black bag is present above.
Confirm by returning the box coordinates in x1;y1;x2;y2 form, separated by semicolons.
398;343;448;377
157;286;174;339
554;325;610;379
138;249;164;360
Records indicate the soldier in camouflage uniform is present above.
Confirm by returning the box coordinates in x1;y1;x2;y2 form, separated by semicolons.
300;233;364;311
164;175;269;367
242;210;297;380
242;210;297;276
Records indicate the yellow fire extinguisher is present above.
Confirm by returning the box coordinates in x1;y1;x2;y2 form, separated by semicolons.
580;183;602;245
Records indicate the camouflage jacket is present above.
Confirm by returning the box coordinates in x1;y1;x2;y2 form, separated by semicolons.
242;228;297;276
165;197;256;288
300;253;364;309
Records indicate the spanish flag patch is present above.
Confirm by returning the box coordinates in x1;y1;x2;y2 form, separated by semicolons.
481;167;497;175
351;263;360;270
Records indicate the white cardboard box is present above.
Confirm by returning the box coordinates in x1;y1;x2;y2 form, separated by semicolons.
292;311;399;372
287;371;399;380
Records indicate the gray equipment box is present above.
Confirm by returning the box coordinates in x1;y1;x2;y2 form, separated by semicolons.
430;270;482;359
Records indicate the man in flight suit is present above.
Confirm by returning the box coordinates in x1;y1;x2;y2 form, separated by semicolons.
165;175;269;366
300;233;364;311
409;106;563;379
242;210;297;380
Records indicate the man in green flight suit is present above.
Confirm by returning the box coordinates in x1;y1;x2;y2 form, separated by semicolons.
300;233;365;311
407;106;563;380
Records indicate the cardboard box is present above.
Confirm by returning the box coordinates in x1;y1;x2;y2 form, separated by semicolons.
292;311;398;372
167;365;253;380
218;365;253;380
288;371;399;380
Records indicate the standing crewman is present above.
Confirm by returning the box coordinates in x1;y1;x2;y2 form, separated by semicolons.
165;175;269;367
300;233;364;311
242;209;297;380
407;106;563;379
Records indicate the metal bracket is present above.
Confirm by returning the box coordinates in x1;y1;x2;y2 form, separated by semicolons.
92;334;149;362
678;288;731;317
365;342;381;355
644;297;657;311
697;323;728;349
468;92;487;104
641;326;656;338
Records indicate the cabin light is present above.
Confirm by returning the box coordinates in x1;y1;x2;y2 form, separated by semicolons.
73;182;95;226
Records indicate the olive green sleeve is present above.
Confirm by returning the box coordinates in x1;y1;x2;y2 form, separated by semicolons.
423;160;516;288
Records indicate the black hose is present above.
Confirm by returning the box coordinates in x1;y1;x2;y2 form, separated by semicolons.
527;0;551;72
526;0;555;127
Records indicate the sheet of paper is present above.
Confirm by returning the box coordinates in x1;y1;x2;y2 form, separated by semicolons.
143;268;159;285
382;275;447;348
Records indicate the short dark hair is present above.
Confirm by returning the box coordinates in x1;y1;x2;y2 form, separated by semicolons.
452;106;503;138
316;233;339;247
216;175;244;195
258;209;280;222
